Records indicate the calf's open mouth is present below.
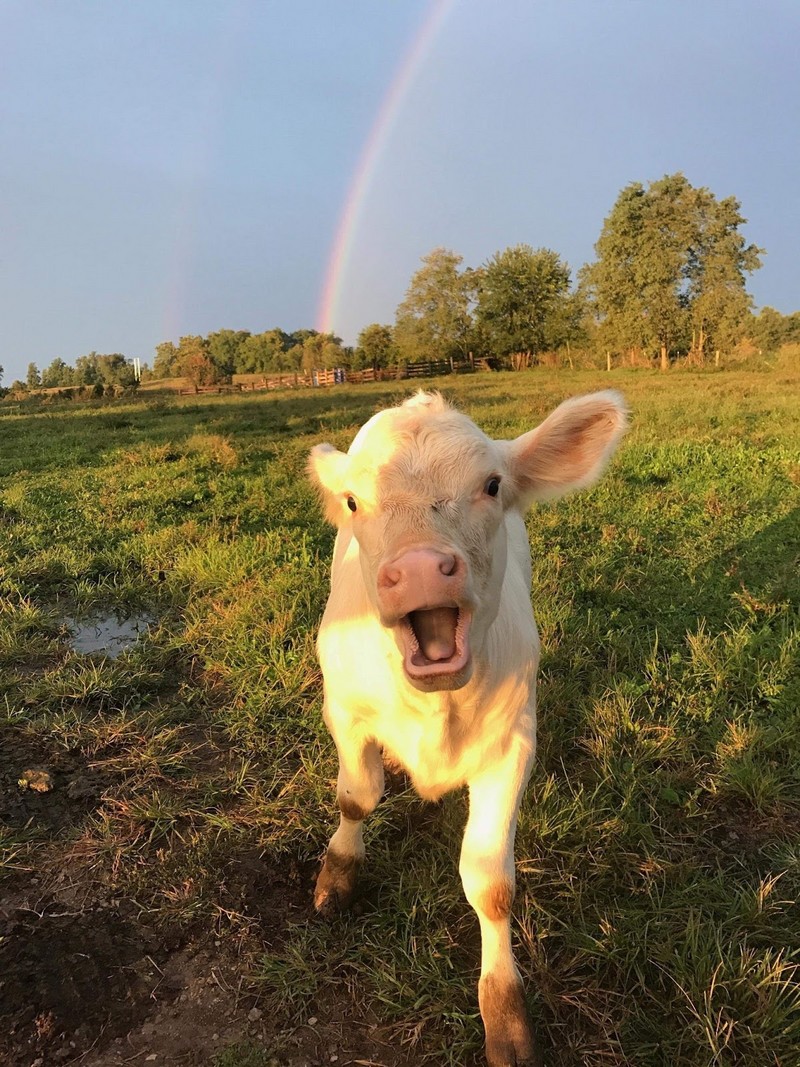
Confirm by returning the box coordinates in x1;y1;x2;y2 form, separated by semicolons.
398;606;472;680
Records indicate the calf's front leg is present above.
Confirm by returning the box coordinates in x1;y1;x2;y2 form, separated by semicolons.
460;742;540;1067
314;725;384;916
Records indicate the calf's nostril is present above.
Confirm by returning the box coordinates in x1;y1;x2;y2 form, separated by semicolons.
380;564;401;588
439;554;458;577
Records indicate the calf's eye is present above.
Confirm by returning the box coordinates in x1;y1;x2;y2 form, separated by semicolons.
346;496;357;513
484;476;501;498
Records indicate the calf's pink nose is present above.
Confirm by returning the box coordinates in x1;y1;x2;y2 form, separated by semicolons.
378;548;460;592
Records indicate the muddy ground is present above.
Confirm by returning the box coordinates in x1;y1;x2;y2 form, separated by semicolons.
0;727;426;1067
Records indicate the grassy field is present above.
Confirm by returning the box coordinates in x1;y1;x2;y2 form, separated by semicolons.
1;365;799;1067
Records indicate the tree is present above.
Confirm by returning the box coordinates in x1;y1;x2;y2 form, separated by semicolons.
355;324;396;369
751;307;786;351
26;363;40;388
153;341;179;379
585;174;762;370
299;332;343;373
394;248;475;363
176;335;217;389
586;175;690;371
236;330;288;373
476;245;571;361
74;353;101;386
41;358;73;387
684;186;763;360
96;353;136;388
749;307;800;352
207;329;250;380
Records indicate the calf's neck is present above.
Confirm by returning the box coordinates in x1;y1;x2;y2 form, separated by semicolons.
309;389;628;1066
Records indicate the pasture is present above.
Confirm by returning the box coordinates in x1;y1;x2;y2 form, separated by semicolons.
1;365;799;1066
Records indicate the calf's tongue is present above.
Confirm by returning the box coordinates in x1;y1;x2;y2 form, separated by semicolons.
409;607;458;661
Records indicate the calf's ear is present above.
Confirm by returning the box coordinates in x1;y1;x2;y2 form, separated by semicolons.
507;390;628;504
308;444;351;525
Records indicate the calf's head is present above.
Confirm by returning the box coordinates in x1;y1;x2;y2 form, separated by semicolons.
310;390;627;692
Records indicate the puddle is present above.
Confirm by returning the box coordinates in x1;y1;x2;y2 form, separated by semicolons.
60;612;155;658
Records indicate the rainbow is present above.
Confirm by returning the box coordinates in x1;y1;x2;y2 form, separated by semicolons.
316;0;457;339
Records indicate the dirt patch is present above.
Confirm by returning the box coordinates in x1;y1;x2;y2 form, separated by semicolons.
215;849;316;943
0;726;109;833
0;738;441;1067
0;896;180;1065
74;938;426;1067
0;854;429;1067
76;940;249;1067
712;798;799;856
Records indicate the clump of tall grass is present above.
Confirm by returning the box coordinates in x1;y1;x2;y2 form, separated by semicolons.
183;432;239;469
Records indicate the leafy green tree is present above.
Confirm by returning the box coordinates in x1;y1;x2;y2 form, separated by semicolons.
586;175;690;370
749;307;800;352
153;341;179;379
74;353;101;386
288;329;318;348
237;330;289;373
207;329;250;379
355;323;396;369
585;174;762;369
41;358;73;387
751;307;787;351
556;289;592;349
476;245;571;360
26;363;40;388
282;346;301;371
340;345;357;370
96;354;136;387
300;332;343;373
394;248;475;363
684;186;763;360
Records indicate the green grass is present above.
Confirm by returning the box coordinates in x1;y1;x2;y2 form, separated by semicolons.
1;366;799;1065
212;1043;279;1067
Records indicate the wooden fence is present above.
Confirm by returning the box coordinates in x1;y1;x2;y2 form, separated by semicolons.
313;356;479;386
256;359;478;391
178;355;486;396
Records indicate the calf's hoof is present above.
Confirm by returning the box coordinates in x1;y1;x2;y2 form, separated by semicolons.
479;973;541;1067
313;848;360;916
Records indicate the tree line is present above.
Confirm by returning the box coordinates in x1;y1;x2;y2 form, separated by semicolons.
150;329;352;384
5;172;799;394
4;352;139;395
385;173;797;370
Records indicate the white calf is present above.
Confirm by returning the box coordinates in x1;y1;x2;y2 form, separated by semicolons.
309;390;627;1066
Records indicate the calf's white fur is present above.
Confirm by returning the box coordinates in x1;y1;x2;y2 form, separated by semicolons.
309;390;627;1066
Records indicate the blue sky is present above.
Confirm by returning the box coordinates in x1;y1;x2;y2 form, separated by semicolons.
1;0;797;383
